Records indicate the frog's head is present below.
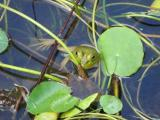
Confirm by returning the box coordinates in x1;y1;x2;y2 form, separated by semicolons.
72;46;100;69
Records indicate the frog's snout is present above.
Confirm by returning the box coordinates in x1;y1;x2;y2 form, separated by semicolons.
81;55;87;66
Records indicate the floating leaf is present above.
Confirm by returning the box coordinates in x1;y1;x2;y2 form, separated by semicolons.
0;28;9;53
61;93;99;118
34;112;58;120
27;81;79;115
51;94;79;113
98;26;144;77
100;94;123;114
150;0;160;9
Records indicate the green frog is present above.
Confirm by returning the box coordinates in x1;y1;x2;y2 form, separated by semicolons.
60;45;100;70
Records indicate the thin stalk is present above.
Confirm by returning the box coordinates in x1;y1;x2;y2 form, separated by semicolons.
64;112;125;120
56;0;73;7
141;37;160;56
0;62;61;82
98;64;101;87
80;2;150;21
56;0;100;36
108;17;124;26
92;0;98;50
107;75;112;90
46;1;151;26
102;0;109;25
45;0;101;36
99;2;150;11
143;33;160;38
3;0;8;32
113;13;160;22
0;0;10;22
101;74;107;91
0;3;78;65
79;113;125;120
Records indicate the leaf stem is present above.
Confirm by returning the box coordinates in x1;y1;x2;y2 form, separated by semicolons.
0;62;61;82
92;0;98;50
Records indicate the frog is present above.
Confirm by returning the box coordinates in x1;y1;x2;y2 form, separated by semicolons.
69;45;100;69
59;45;100;70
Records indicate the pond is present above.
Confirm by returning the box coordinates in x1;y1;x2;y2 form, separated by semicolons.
0;0;160;120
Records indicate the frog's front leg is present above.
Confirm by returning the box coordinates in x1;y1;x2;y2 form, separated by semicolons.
90;65;100;81
59;57;70;70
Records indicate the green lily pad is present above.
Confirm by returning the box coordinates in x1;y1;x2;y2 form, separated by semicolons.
34;112;58;120
27;81;79;115
61;93;99;118
0;28;8;53
51;94;79;113
100;94;123;114
98;26;144;77
151;0;160;9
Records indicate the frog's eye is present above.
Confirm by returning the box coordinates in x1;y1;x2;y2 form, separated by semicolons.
75;51;78;56
91;55;95;59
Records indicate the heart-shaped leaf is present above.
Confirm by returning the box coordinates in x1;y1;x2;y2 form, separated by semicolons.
98;26;144;77
27;81;79;115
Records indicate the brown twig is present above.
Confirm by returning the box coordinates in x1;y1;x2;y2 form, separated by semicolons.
108;74;121;99
35;0;83;87
108;74;121;115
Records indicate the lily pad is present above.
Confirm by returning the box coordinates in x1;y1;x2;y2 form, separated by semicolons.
51;94;79;112
34;112;58;120
151;0;160;9
0;28;9;53
98;26;144;77
27;81;79;115
61;93;99;118
100;94;123;114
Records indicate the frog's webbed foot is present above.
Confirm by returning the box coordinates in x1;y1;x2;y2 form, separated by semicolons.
59;57;70;71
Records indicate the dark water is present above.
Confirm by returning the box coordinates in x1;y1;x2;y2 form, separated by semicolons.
0;0;160;119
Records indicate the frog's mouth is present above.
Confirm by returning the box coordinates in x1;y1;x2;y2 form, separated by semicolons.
81;55;93;69
81;55;88;68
